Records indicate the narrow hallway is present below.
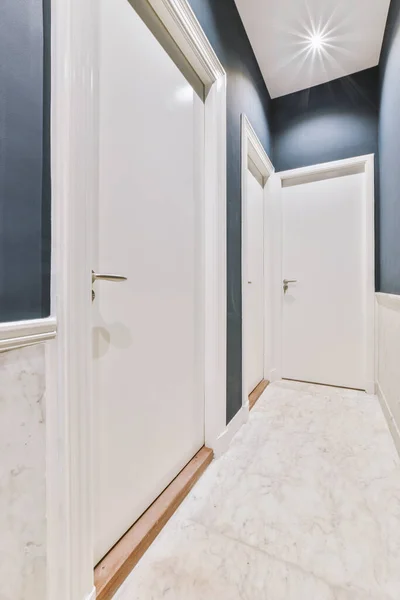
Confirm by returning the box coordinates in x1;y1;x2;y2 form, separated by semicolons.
114;381;400;600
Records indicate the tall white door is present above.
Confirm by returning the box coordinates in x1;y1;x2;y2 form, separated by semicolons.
245;167;264;394
93;0;205;563
282;171;367;390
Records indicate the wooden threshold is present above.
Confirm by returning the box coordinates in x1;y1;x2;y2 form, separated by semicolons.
94;446;213;600
249;379;269;410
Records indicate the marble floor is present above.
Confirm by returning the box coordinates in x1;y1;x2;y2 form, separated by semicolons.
114;381;400;600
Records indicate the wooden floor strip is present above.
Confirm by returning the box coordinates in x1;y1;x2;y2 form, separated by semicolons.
249;379;270;410
94;446;213;600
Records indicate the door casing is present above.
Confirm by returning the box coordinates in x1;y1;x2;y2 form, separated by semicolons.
241;115;275;415
48;1;227;599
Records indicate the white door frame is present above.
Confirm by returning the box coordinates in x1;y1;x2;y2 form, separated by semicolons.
241;114;275;413
275;154;376;394
49;1;227;599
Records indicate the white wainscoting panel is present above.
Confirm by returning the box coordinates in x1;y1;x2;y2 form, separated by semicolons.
376;292;400;455
0;344;46;599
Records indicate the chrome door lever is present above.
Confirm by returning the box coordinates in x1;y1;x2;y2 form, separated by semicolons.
92;271;128;284
92;270;127;301
283;279;297;294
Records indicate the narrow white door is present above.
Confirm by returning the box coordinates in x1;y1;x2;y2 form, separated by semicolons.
282;171;367;390
245;166;264;394
93;0;205;563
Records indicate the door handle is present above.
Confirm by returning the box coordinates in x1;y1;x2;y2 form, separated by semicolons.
283;279;297;294
92;271;128;284
92;270;127;301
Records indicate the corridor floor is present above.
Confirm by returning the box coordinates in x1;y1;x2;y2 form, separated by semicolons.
114;381;400;600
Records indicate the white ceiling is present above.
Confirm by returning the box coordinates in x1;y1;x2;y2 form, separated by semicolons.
234;0;391;98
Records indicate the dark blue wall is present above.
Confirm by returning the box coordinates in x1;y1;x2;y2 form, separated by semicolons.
271;67;380;285
187;0;272;423
379;0;400;294
271;68;379;171
0;0;51;321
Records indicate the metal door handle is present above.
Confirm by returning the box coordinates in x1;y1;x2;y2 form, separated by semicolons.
283;279;297;294
92;270;128;284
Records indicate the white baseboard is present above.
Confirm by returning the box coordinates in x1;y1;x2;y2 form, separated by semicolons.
212;405;249;458
84;587;96;600
376;381;400;458
269;367;280;383
365;380;375;395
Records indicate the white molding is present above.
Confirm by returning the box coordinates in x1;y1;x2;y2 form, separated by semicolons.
212;404;249;458
267;172;284;383
376;292;400;312
374;295;379;394
376;381;400;458
203;74;227;450
365;380;376;395
278;154;373;183
147;0;225;85
242;115;274;181
276;154;375;393
364;155;376;392
268;367;280;383
49;0;226;598
49;0;98;596
85;587;97;600
0;317;57;351
241;114;275;411
46;339;70;600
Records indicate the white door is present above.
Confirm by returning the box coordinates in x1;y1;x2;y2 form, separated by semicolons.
282;171;367;390
245;166;264;394
93;0;205;564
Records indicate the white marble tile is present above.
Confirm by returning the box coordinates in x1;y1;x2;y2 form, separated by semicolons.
0;344;46;600
185;382;400;599
115;517;371;600
114;380;400;600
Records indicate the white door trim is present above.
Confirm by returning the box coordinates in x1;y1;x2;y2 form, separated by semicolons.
276;154;375;394
241;114;274;414
48;0;227;599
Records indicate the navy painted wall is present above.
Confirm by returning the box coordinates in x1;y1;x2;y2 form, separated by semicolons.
271;67;380;285
271;68;379;172
0;0;51;321
187;0;272;423
379;0;400;294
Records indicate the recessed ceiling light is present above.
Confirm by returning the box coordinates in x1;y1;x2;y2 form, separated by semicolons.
309;33;323;50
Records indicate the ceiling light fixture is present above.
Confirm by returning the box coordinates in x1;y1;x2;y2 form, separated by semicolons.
309;33;324;50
